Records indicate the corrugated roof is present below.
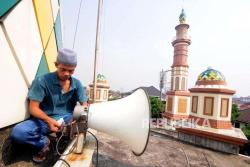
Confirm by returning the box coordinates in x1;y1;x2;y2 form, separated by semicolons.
133;86;166;99
237;109;250;124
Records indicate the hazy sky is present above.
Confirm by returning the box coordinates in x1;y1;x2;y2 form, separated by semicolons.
61;0;250;97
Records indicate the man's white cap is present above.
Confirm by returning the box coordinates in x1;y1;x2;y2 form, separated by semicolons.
57;48;77;66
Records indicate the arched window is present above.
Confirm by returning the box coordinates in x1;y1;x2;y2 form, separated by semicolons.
220;98;229;117
171;77;174;90
96;90;101;100
103;90;108;100
175;77;179;90
204;97;214;116
181;77;186;90
191;96;198;113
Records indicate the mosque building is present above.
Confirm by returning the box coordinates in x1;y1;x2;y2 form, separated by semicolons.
163;9;191;123
89;74;110;103
189;68;235;129
162;9;247;154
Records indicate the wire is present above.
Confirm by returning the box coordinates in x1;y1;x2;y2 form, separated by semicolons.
180;147;190;167
72;0;84;49
202;152;211;167
87;130;99;167
56;129;99;166
56;125;75;156
57;158;71;167
55;118;98;166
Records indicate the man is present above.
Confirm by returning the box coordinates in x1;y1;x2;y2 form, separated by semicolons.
11;48;88;162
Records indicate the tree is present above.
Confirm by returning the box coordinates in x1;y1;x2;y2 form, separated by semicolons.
231;104;240;123
241;124;250;140
150;97;165;118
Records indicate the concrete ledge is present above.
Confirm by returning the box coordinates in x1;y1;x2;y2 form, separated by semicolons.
54;129;97;167
176;127;248;154
176;127;248;146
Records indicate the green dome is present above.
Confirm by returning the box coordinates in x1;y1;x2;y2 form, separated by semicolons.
197;68;225;82
97;74;106;82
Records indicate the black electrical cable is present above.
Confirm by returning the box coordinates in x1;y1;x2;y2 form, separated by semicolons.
55;120;99;166
87;130;99;167
56;125;75;156
57;158;71;167
56;129;99;166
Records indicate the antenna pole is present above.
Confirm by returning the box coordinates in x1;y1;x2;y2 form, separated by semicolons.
93;0;103;102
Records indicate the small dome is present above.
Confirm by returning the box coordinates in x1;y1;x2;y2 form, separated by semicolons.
190;67;235;95
197;67;225;82
97;74;107;82
89;73;110;89
179;9;187;24
96;73;109;87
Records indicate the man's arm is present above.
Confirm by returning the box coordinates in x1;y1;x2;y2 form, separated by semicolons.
29;100;60;132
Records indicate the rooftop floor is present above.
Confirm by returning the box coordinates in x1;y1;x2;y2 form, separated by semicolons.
93;131;250;167
1;128;250;167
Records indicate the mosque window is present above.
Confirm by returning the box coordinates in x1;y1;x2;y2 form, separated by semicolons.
181;77;186;90
220;98;229;117
90;89;94;99
96;90;101;100
171;77;174;90
178;98;187;113
103;90;108;100
191;96;198;113
175;77;180;90
204;97;214;116
167;97;173;112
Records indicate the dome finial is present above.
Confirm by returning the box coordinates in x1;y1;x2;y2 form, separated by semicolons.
179;8;186;24
207;66;213;70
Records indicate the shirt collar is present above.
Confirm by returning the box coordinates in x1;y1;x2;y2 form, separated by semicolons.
52;72;77;91
52;72;60;85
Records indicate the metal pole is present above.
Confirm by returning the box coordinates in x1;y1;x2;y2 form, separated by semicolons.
159;69;172;101
165;69;172;92
159;70;164;101
93;0;103;103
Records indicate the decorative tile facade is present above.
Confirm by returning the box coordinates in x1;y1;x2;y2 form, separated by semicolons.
0;0;63;128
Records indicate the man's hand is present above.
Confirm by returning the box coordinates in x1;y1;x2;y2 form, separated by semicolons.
29;100;61;132
46;117;61;132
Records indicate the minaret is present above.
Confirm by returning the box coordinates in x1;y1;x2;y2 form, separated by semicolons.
163;9;191;124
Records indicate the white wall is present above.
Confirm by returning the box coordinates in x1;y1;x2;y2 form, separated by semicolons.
190;93;232;121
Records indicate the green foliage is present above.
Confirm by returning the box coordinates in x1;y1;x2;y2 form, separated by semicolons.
241;124;250;140
231;104;250;140
150;97;165;118
231;104;240;123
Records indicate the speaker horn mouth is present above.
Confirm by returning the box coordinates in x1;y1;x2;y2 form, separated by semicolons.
132;126;150;156
87;88;151;156
132;88;151;156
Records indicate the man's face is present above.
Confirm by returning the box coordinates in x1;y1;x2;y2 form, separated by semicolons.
55;62;76;81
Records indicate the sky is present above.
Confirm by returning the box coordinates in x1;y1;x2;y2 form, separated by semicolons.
61;0;250;97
